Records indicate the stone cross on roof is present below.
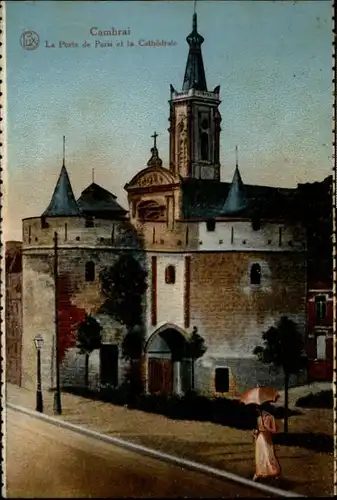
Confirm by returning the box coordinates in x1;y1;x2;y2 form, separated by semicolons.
151;131;158;149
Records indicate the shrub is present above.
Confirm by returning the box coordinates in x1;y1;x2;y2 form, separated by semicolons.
62;385;258;430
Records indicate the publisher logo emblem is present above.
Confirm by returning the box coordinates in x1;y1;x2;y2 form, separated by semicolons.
20;31;40;51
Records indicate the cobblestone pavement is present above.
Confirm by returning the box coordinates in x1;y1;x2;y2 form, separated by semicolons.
5;383;333;497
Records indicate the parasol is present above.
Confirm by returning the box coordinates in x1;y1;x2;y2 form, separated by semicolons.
240;386;279;406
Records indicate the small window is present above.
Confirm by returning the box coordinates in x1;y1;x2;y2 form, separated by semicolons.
215;367;229;393
85;261;95;282
316;335;326;360
165;265;176;284
252;217;261;231
85;216;94;228
315;295;327;321
41;216;49;229
250;263;261;285
206;219;216;232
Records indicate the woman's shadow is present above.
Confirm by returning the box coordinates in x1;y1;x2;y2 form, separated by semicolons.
263;403;333;453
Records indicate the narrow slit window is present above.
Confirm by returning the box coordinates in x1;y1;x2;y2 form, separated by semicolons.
250;263;261;285
85;261;95;282
278;227;282;246
201;132;209;161
64;223;68;241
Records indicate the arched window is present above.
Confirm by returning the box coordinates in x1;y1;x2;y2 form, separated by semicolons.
201;133;209;161
85;261;95;282
250;263;261;285
138;200;165;221
165;265;176;284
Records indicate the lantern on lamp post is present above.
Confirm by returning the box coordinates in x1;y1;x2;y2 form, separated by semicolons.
33;334;44;413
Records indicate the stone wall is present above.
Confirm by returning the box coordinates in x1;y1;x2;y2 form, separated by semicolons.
21;246;145;391
189;251;307;395
6;272;23;386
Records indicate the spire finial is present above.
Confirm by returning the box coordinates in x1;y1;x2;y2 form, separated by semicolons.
183;1;207;91
193;1;197;30
235;145;239;168
151;131;158;149
63;135;66;167
92;168;95;184
147;132;162;168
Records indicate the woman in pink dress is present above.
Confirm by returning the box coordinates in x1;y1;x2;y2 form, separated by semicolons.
252;405;281;481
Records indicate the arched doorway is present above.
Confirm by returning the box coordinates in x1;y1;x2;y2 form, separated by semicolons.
146;326;189;395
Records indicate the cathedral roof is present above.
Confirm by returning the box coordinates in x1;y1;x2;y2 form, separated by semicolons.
77;183;127;219
221;166;249;215
42;164;81;217
182;13;207;91
181;178;299;221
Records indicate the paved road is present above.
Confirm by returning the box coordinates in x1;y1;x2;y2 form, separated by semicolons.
5;408;268;498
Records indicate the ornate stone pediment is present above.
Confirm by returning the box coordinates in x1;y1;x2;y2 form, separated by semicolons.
125;166;178;191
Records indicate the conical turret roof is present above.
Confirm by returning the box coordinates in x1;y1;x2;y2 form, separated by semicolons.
182;13;207;92
221;166;249;215
42;164;81;217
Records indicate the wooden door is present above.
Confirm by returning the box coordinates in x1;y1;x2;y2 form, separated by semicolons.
148;358;173;394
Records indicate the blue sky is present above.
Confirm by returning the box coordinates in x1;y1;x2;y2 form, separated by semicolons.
5;0;332;240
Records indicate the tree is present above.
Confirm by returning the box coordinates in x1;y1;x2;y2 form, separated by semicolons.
99;254;148;395
186;326;207;391
76;314;102;389
253;316;306;433
99;254;148;331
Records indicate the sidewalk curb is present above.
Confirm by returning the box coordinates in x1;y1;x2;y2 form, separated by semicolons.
7;402;305;498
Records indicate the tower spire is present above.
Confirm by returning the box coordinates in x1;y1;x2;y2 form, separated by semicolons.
62;136;66;167
182;6;207;91
221;164;248;215
235;145;239;168
42;165;81;217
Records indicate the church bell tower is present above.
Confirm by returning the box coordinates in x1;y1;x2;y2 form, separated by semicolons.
168;12;222;181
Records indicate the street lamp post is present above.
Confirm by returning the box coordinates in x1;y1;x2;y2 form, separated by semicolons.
33;334;44;413
53;230;62;415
